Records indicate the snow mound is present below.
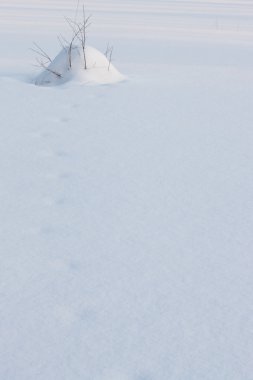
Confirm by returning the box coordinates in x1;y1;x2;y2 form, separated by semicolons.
35;45;125;86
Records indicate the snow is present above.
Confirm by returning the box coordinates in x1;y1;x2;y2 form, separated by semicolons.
1;1;253;380
35;46;124;86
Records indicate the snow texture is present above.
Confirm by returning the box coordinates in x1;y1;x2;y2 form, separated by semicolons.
0;1;253;380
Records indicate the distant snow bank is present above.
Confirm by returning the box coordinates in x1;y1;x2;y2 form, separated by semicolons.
35;45;125;86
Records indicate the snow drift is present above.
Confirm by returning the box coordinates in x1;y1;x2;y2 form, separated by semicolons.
35;45;124;86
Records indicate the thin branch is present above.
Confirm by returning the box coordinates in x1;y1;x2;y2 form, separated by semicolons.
36;58;62;78
41;64;62;78
74;0;80;23
64;18;82;68
65;10;92;70
68;27;81;68
107;45;113;71
57;35;69;51
105;42;110;58
31;42;52;63
33;3;93;83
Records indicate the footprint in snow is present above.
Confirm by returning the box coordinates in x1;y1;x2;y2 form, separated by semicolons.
59;171;72;179
40;225;55;235
56;150;71;158
59;116;71;123
55;197;67;206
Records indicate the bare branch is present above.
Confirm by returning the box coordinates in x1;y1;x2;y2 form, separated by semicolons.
105;42;110;58
33;3;93;82
74;0;80;23
35;57;62;78
41;62;62;78
63;7;92;70
105;44;113;71
68;26;81;68
57;35;68;51
31;42;52;63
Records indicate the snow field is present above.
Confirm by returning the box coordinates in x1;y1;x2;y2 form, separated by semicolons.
1;1;253;380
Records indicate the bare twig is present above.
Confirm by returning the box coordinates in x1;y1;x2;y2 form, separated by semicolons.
68;30;79;68
57;35;69;51
44;66;62;78
105;45;113;71
33;2;93;82
36;58;62;78
66;8;92;69
31;42;52;64
74;0;80;23
105;42;110;58
64;20;82;68
108;46;113;71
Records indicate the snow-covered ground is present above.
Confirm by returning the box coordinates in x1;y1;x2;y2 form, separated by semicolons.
1;1;253;379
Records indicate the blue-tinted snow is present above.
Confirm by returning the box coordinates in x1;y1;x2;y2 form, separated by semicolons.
0;1;253;380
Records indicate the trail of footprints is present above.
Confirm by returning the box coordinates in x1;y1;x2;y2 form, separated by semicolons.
34;114;75;234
